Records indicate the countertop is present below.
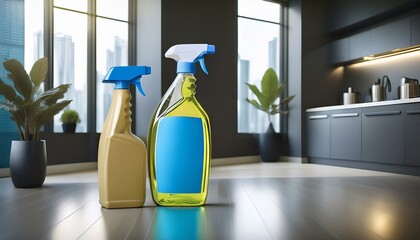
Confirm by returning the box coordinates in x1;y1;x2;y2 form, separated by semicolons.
306;97;420;112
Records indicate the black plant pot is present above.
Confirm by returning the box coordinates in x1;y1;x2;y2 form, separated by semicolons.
9;140;47;188
258;124;282;162
62;123;76;133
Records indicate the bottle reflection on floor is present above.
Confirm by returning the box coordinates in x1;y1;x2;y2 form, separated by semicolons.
151;207;207;239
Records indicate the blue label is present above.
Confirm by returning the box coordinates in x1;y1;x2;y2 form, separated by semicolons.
156;116;204;194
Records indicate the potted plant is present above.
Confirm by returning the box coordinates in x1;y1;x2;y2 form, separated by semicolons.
246;67;295;162
0;57;71;188
60;109;81;133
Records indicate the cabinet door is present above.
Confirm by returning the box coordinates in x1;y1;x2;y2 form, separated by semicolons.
362;105;404;164
329;38;349;65
412;11;420;46
371;16;411;54
331;109;362;161
404;103;420;166
327;0;410;32
327;0;370;32
349;31;372;60
307;112;330;158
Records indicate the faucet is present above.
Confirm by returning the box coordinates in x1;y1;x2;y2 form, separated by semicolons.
382;75;391;93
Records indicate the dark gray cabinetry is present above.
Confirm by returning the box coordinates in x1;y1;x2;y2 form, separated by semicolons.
404;103;420;166
327;0;370;32
412;11;420;45
331;109;362;161
371;16;411;54
349;31;372;60
330;38;349;65
307;112;330;158
327;0;410;32
328;1;418;65
362;105;404;164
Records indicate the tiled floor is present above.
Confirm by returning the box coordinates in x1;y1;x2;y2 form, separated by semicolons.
1;162;420;239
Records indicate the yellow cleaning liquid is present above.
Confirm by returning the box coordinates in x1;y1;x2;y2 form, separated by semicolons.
148;74;211;206
98;66;150;209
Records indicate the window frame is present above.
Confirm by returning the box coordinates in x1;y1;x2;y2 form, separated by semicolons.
237;0;288;134
43;0;137;133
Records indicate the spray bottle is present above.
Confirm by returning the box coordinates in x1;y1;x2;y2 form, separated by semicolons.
148;44;215;206
98;66;151;208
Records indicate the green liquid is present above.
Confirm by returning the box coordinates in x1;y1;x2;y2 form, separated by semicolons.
148;74;211;206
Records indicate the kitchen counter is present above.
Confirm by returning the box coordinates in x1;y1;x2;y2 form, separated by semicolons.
306;97;420;112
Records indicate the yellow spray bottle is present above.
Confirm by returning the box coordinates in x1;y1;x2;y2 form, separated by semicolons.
98;66;151;208
148;44;215;206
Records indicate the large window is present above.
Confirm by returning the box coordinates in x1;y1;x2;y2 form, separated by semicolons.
50;0;132;133
22;0;132;133
0;0;26;167
0;0;133;167
237;0;286;133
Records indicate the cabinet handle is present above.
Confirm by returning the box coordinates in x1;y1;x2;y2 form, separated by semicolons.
364;111;401;117
331;113;359;118
406;110;420;115
309;114;328;120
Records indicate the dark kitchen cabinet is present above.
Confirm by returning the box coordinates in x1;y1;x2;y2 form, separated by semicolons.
327;0;411;33
331;109;362;161
362;105;404;165
330;38;349;65
404;103;420;166
371;16;411;54
349;31;372;60
307;112;330;158
412;11;420;45
330;16;411;64
327;0;370;32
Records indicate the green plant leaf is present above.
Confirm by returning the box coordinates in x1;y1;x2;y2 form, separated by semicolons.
0;83;17;103
0;102;16;112
261;68;279;104
245;68;295;121
60;109;81;124
30;57;48;89
245;83;269;110
36;84;71;106
3;59;33;101
34;100;72;133
246;98;267;113
277;82;286;96
270;108;288;115
10;108;25;129
280;95;295;105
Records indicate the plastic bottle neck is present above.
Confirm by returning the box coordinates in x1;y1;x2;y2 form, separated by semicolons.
111;90;132;134
180;74;197;100
114;81;130;90
177;62;196;74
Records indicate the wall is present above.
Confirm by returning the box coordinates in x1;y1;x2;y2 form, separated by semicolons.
161;0;258;158
136;0;162;141
287;0;303;157
288;0;344;157
343;51;420;102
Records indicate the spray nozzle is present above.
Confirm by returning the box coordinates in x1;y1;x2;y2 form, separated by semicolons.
103;66;151;95
165;44;215;74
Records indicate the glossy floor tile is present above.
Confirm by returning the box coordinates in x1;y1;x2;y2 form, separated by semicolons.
1;162;419;239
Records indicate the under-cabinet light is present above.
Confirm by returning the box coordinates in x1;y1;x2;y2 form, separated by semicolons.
362;45;420;62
